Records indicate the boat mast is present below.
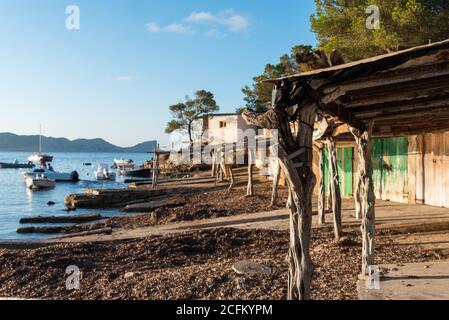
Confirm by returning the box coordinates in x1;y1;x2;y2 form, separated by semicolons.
39;124;42;154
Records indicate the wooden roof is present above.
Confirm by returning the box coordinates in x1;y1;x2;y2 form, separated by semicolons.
270;39;449;138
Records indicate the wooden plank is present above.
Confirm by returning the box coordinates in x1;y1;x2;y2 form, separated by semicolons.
322;61;449;95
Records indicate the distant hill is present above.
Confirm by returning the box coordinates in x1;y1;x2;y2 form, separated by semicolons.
0;133;157;153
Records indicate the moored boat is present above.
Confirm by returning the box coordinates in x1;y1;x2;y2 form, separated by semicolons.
23;167;79;182
25;174;55;190
95;164;117;181
28;125;53;164
119;168;152;178
0;160;35;169
28;153;53;164
113;158;134;169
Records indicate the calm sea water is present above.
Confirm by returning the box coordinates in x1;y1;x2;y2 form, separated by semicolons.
0;152;152;240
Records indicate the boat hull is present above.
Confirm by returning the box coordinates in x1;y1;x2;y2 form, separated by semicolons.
119;168;152;178
26;177;55;190
0;162;35;169
22;169;79;182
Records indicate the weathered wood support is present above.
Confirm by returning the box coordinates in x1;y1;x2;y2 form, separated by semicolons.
317;143;326;225
243;83;317;300
246;147;254;197
271;159;281;206
328;138;342;241
350;122;376;277
354;169;363;220
152;145;160;188
211;150;217;177
228;167;235;191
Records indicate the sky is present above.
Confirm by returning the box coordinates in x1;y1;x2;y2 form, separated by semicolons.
0;0;317;147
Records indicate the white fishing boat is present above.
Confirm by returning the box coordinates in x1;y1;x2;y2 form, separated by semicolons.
28;125;53;164
95;164;117;181
113;158;134;169
23;167;79;182
25;174;55;190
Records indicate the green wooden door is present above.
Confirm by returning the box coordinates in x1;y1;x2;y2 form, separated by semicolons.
324;147;353;197
372;137;408;202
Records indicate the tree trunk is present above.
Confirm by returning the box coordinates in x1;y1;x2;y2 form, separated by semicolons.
350;123;376;277
271;159;281;206
317;143;326;225
328;138;342;241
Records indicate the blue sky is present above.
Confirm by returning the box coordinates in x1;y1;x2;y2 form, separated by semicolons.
0;0;317;147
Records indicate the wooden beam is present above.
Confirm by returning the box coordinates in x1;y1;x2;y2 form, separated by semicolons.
342;82;449;109
320;101;365;131
322;61;449;95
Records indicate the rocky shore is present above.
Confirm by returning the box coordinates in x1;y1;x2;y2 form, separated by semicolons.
0;228;443;300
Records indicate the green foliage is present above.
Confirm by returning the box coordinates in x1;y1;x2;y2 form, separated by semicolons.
239;45;312;113
165;90;219;142
311;0;449;61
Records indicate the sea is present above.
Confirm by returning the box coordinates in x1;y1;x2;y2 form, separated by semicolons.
0;152;152;240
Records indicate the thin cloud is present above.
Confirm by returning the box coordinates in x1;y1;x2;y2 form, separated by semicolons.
147;22;195;35
164;23;195;34
147;22;160;33
185;9;250;33
147;9;250;37
117;75;132;81
204;29;220;37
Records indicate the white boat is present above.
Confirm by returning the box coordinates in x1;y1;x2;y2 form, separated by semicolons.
113;158;134;169
25;174;55;190
94;164;117;181
23;167;79;182
28;153;53;164
28;125;53;164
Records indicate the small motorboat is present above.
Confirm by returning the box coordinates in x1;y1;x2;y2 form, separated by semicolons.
0;160;35;169
23;167;79;182
113;158;134;169
95;164;117;181
119;168;152;178
25;174;55;190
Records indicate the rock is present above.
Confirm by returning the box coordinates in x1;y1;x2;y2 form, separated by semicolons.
124;272;135;279
232;261;272;276
47;201;56;206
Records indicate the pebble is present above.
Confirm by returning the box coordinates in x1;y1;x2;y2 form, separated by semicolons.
232;260;272;276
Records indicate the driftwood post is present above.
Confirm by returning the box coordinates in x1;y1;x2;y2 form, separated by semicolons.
328;138;342;240
317;143;326;225
350;122;376;277
152;146;160;188
246;145;254;197
243;82;317;300
271;159;281;206
211;149;217;178
354;160;362;220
